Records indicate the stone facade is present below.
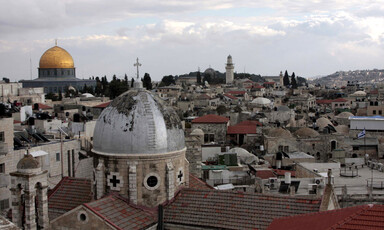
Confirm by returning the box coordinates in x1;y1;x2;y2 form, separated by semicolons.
50;206;119;230
94;149;189;208
191;123;227;144
0;119;80;213
10;157;49;229
185;135;202;178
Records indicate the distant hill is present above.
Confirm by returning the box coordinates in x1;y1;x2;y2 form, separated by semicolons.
309;69;384;87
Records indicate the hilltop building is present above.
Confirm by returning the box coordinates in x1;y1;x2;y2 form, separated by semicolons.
20;45;96;94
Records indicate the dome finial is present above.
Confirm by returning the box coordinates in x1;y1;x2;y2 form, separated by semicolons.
55;38;58;46
133;57;143;89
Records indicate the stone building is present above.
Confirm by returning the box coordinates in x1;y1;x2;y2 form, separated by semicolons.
191;114;229;144
20;45;96;94
0;116;81;214
92;81;189;207
10;154;49;229
0;81;45;105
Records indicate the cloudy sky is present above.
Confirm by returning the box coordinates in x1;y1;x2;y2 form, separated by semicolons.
1;0;384;82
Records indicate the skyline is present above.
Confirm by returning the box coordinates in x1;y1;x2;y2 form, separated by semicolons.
1;0;384;82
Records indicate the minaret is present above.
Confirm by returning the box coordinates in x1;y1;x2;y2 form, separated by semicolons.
279;71;284;86
225;55;234;84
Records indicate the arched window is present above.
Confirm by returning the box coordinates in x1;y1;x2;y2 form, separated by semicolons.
331;140;337;151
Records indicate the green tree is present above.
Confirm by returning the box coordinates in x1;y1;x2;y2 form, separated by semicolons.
46;92;58;101
160;75;176;86
216;105;228;115
233;105;242;113
58;89;63;101
283;70;290;86
291;72;298;89
131;78;135;88
142;73;152;90
197;70;202;85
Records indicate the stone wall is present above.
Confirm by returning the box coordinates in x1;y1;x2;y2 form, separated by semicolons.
0;139;80;212
75;157;93;179
50;206;116;230
191;123;227;144
295;164;319;178
185;136;202;178
95;148;189;208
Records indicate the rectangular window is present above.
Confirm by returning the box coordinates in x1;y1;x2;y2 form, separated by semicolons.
278;145;284;152
312;144;315;150
380;110;382;115
209;134;214;142
204;134;209;143
0;163;4;173
353;146;359;150
373;110;377;115
284;146;289;152
0;132;4;142
56;153;60;162
0;199;9;210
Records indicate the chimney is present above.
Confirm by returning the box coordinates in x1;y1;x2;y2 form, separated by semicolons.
327;169;332;185
285;172;291;184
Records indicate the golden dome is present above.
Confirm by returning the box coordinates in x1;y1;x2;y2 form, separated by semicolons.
39;46;74;69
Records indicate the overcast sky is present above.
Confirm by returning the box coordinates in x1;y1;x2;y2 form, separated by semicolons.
1;0;384;82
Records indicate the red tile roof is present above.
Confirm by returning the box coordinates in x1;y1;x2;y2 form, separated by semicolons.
93;101;111;108
36;103;52;110
228;91;246;95
224;94;238;100
192;114;229;124
267;204;384;230
263;82;276;85
227;120;262;134
189;173;214;190
164;188;322;230
197;94;211;100
85;195;156;230
227;125;257;134
48;177;93;220
256;170;276;179
332;98;348;102
370;89;379;94
316;99;332;104
273;169;296;177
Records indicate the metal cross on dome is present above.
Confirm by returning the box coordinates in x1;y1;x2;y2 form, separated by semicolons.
134;57;142;80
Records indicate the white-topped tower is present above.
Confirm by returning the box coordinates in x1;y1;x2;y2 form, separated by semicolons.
225;55;234;84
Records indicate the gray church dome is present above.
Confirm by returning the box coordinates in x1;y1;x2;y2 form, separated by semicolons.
93;89;185;155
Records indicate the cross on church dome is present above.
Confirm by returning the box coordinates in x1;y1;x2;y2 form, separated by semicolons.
110;175;120;187
178;170;183;182
107;172;123;191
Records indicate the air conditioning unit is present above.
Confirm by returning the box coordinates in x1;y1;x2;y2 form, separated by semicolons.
268;177;278;189
313;177;324;187
378;163;384;172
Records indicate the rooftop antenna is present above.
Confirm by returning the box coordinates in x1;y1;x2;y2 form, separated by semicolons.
55;39;58;46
